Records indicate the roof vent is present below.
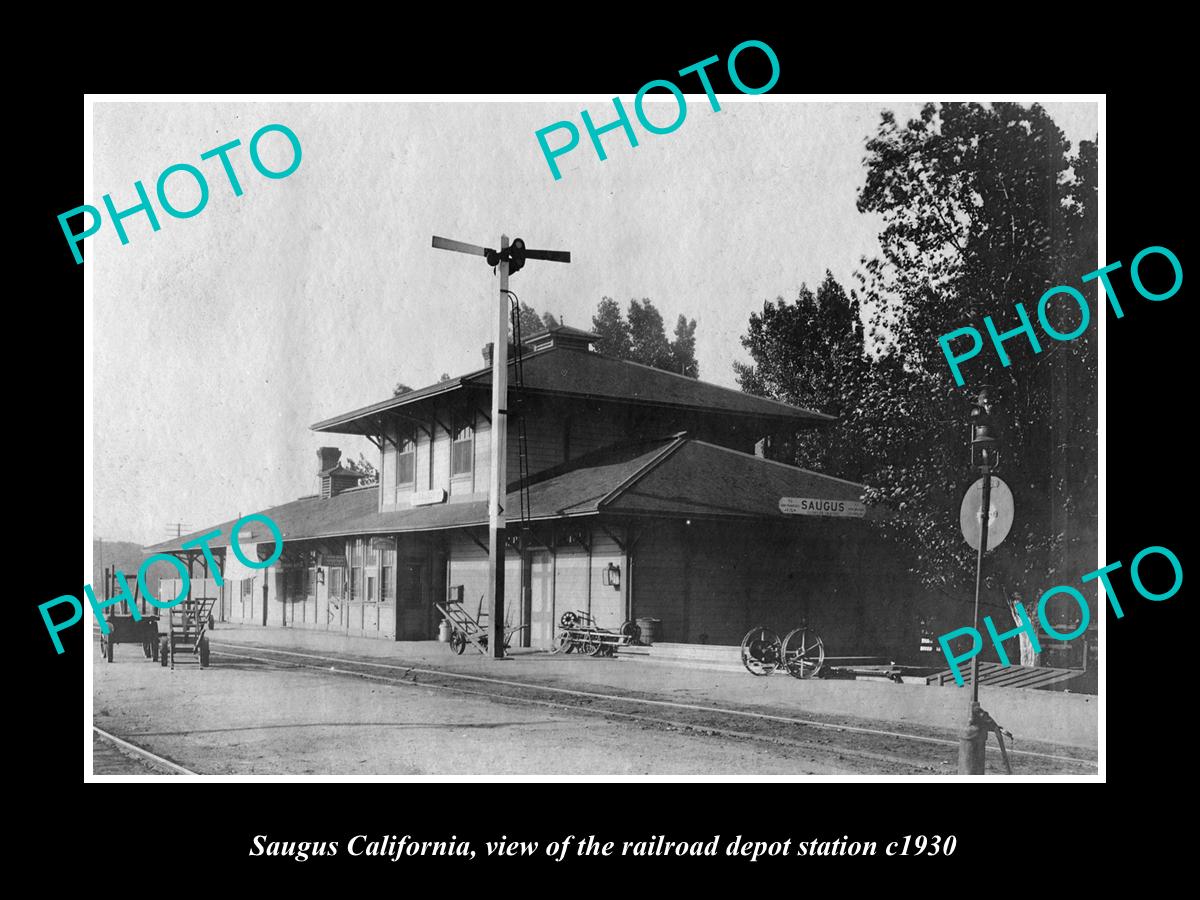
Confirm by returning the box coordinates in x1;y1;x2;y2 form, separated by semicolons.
527;324;599;353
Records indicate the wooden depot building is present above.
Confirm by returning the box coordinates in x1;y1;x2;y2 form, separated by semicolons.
147;325;933;660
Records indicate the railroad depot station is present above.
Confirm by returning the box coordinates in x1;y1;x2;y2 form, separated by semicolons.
145;324;937;660
144;323;1089;678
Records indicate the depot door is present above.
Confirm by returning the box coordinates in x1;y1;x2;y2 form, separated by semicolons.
396;563;430;640
528;550;555;650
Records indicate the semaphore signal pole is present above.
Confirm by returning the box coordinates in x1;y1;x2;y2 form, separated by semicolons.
431;233;571;658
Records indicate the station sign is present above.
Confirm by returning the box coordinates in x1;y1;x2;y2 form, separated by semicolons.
778;497;866;518
410;488;448;507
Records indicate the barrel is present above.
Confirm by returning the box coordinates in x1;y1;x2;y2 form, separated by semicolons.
636;617;662;645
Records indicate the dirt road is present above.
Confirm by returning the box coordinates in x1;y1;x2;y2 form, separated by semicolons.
91;638;1095;776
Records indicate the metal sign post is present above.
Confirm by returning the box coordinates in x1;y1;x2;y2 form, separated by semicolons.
956;390;1015;775
432;234;570;659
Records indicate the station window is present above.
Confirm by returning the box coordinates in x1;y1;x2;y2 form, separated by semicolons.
381;546;395;603
451;411;474;477
396;426;416;486
329;567;344;599
350;539;363;602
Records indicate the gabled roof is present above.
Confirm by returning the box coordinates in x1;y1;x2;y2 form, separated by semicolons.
311;346;833;436
145;437;867;555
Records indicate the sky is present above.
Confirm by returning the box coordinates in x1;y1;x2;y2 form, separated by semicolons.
90;99;1097;546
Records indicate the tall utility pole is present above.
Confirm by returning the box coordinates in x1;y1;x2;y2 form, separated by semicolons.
431;233;570;658
489;236;511;661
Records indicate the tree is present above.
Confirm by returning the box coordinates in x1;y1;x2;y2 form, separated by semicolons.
516;302;544;341
592;297;631;357
851;102;1098;633
734;272;868;478
593;297;700;375
736;103;1097;647
542;311;560;330
627;298;673;369
670;315;699;378
393;382;413;397
343;452;378;485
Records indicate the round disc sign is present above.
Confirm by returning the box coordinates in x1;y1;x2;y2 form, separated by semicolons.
960;476;1014;551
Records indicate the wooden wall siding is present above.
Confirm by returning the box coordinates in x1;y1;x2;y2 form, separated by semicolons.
588;533;625;629
472;416;491;495
629;520;926;660
432;423;451;497
564;405;631;461
378;393;766;512
553;547;590;626
627;522;687;643
446;532;523;628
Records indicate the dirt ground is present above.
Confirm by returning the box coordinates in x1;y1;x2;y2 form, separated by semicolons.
91;633;1095;776
93;651;864;775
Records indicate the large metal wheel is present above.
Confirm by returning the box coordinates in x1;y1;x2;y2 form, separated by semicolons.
449;631;467;655
142;638;154;659
551;631;572;655
159;639;170;668
589;637;608;657
198;637;211;668
576;633;599;657
782;625;825;679
100;634;112;663
740;626;782;676
559;611;579;629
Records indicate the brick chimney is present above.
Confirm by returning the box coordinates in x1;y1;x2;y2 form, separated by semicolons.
317;446;342;474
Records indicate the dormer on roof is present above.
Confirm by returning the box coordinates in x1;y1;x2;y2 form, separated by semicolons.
316;446;365;499
525;323;599;353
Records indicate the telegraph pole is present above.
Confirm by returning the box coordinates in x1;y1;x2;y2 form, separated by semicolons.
432;233;570;658
487;235;511;659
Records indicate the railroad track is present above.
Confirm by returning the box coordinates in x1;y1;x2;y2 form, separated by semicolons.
93;725;199;776
211;641;1097;775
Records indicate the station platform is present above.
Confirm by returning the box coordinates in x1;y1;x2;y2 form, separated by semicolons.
198;623;1098;752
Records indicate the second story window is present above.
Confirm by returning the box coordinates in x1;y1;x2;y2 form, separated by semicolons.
451;411;474;477
396;425;416;486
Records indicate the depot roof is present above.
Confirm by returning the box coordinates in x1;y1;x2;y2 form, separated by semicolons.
310;345;834;436
145;436;867;555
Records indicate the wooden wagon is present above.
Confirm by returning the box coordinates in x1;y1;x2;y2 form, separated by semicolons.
98;614;160;663
551;611;641;657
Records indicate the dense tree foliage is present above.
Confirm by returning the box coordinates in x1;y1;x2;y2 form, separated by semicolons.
593;297;699;376
737;103;1098;641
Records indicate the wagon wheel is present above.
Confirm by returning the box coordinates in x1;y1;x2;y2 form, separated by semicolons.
198;637;211;668
159;638;170;668
559;611;579;629
620;620;641;646
142;638;154;659
589;637;608;657
449;631;467;655
576;633;599;656
782;625;825;679
99;634;111;663
552;631;572;655
740;626;782;676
